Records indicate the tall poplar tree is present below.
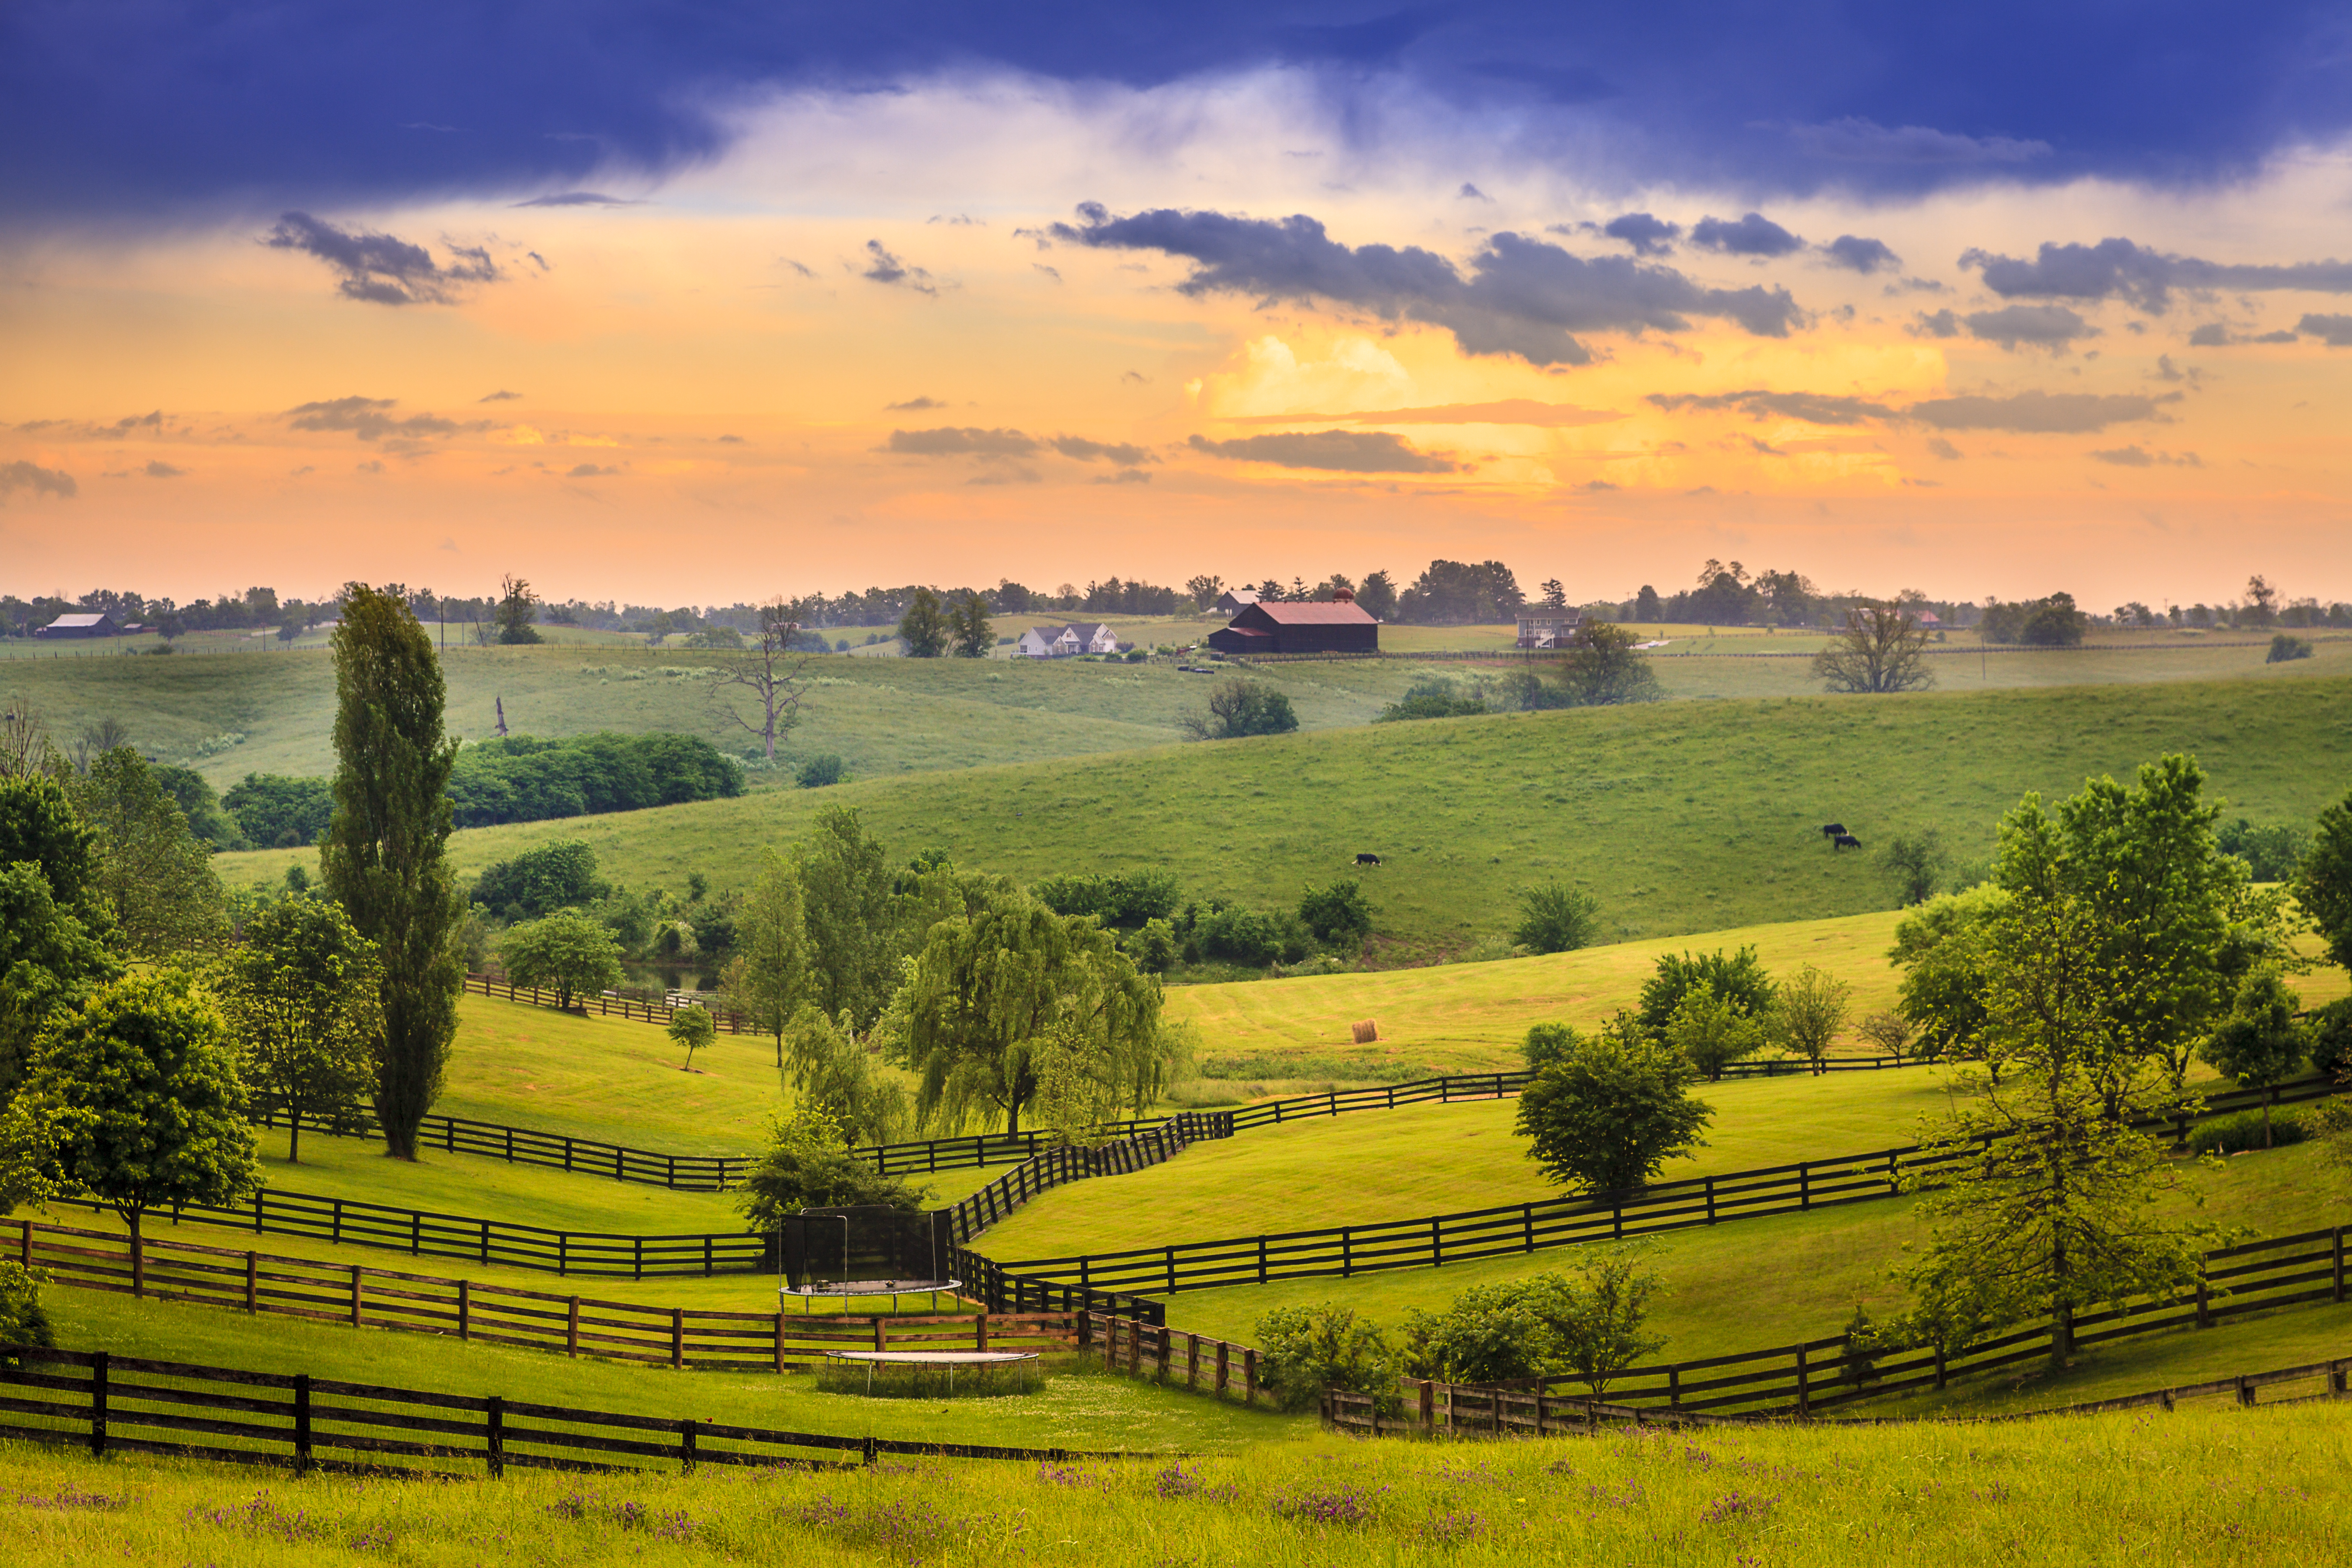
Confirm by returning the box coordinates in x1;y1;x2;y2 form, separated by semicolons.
320;585;463;1161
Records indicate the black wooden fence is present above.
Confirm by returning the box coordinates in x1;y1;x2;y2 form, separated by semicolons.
252;1051;1921;1194
0;1348;1124;1478
1313;1224;2352;1431
986;1076;2343;1298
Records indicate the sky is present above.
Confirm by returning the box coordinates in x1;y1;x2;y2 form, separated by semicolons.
4;3;2351;611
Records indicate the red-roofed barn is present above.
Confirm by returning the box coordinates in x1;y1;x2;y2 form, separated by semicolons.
1206;592;1379;656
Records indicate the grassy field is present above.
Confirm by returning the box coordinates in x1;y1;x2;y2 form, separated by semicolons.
209;669;2352;956
1139;1137;2350;1362
0;1374;2345;1566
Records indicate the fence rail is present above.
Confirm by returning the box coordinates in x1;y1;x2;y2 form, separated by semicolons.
254;1052;1921;1192
987;1076;2342;1298
1057;1226;2350;1430
13;1219;1075;1374
0;1345;1127;1480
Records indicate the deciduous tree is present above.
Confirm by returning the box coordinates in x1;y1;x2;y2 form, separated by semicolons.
731;1108;924;1228
705;601;810;762
668;1003;717;1073
1769;964;1852;1074
1813;603;1934;694
0;861;121;1106
1516;1021;1712;1193
1177;679;1300;740
1513;883;1602;954
796;807;900;1031
214;895;382;1161
947;593;993;658
498;909;623;1009
493;575;542;644
2296;786;2352;973
321;584;464;1161
0;971;260;1243
2200;968;2307;1147
70;746;223;955
726;847;812;1067
897;589;949;658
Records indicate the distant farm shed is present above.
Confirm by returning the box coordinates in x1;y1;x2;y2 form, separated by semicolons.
1515;608;1582;649
36;614;120;638
1213;588;1261;615
1207;593;1379;656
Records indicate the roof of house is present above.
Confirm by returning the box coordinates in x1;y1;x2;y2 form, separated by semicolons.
1221;588;1261;604
1516;608;1581;621
1024;622;1117;643
1243;601;1376;625
43;614;112;629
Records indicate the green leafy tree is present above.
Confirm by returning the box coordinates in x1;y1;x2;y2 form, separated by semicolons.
2201;969;2307;1148
796;806;900;1030
1813;603;1934;694
150;764;247;850
1178;680;1299;740
731;1108;924;1228
222;774;336;849
494;574;543;644
215;896;383;1162
1297;880;1373;951
1400;1249;1665;1398
1403;1278;1556;1384
1880;830;1950;907
1996;756;2262;1096
320;585;464;1162
0;771;106;923
1635;946;1774;1038
0;1259;53;1357
667;1004;717;1072
1516;1021;1712;1193
472;840;608;919
0;861;121;1106
70;746;224;955
1896;888;2220;1359
1666;985;1766;1081
1767;964;1852;1074
780;1004;908;1146
725;847;813;1068
1553;620;1664;706
897;589;950;658
2297;787;2352;974
498;909;624;1009
0;971;261;1243
1253;1303;1403;1414
1514;883;1602;954
900;892;1171;1135
1889;886;2006;1063
947;593;993;658
1541;1247;1669;1398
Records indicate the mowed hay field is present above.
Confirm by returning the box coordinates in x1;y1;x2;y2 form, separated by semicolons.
212;669;2352;954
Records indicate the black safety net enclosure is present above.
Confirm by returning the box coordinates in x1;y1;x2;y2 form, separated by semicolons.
779;1206;954;1293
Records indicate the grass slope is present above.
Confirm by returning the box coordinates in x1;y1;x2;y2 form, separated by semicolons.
0;1367;2345;1566
1143;1140;2349;1369
213;670;2352;956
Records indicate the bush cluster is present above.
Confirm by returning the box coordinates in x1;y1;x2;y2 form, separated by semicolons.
448;733;744;828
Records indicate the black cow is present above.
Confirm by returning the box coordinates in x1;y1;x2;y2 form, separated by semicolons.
1833;833;1862;851
1819;823;1847;839
1354;853;1382;867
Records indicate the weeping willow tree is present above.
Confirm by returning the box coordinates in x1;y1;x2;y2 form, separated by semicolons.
896;893;1173;1136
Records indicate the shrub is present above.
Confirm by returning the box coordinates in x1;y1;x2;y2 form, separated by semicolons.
732;1108;924;1227
2309;998;2352;1078
1184;902;1312;967
1297;880;1373;950
2267;633;2314;664
473;840;608;920
796;754;848;789
2188;1109;2308;1155
1401;1251;1665;1397
1374;676;1487;722
1636;946;1775;1037
447;733;745;827
1514;883;1601;954
0;1261;53;1361
1666;985;1766;1081
1253;1304;1403;1413
223;773;334;849
2216;817;2308;882
1126;918;1178;974
1032;870;1181;928
1517;1021;1712;1193
1178;680;1299;740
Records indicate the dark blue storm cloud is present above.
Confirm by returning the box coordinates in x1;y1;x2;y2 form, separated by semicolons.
1052;205;1800;366
1962;238;2352;312
5;3;2351;221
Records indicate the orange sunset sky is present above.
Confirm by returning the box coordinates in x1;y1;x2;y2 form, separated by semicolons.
5;65;2351;611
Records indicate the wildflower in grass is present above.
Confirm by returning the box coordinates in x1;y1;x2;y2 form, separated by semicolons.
1269;1485;1377;1526
1155;1463;1203;1498
1423;1509;1485;1545
1702;1491;1778;1525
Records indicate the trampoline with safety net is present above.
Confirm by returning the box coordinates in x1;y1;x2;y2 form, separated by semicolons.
776;1206;961;1314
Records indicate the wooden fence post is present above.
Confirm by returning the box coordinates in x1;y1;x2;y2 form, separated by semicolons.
351;1265;363;1327
1419;1378;1435;1432
1795;1343;1810;1417
874;1318;887;1354
567;1297;580;1357
1243;1346;1257;1406
2335;1227;2344;1304
1216;1340;1230;1396
1933;1343;1947;1391
292;1374;313;1473
89;1351;108;1457
1157;1325;1172;1383
774;1313;788;1373
245;1252;258;1313
18;1218;28;1265
2196;1280;2211;1328
459;1279;471;1340
486;1396;505;1478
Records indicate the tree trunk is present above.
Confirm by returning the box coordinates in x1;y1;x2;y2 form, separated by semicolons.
2264;1096;2274;1150
289;1108;302;1164
123;1206;142;1244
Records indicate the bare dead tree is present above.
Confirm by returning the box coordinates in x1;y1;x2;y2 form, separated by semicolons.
1;696;61;778
708;601;811;761
1813;603;1934;694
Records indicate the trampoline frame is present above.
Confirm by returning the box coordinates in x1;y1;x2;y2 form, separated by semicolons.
776;1208;959;1314
818;1348;1042;1398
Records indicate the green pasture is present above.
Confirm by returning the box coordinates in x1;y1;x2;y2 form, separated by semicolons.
209;669;2352;956
1;1350;2346;1568
1143;1138;2349;1362
977;1066;1984;1262
37;1289;1289;1453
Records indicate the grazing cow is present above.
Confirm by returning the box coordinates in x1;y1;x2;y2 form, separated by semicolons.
1819;823;1847;839
1833;833;1862;852
1354;852;1382;867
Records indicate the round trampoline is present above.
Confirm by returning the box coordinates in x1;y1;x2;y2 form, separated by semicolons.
778;1278;964;1315
819;1349;1042;1398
